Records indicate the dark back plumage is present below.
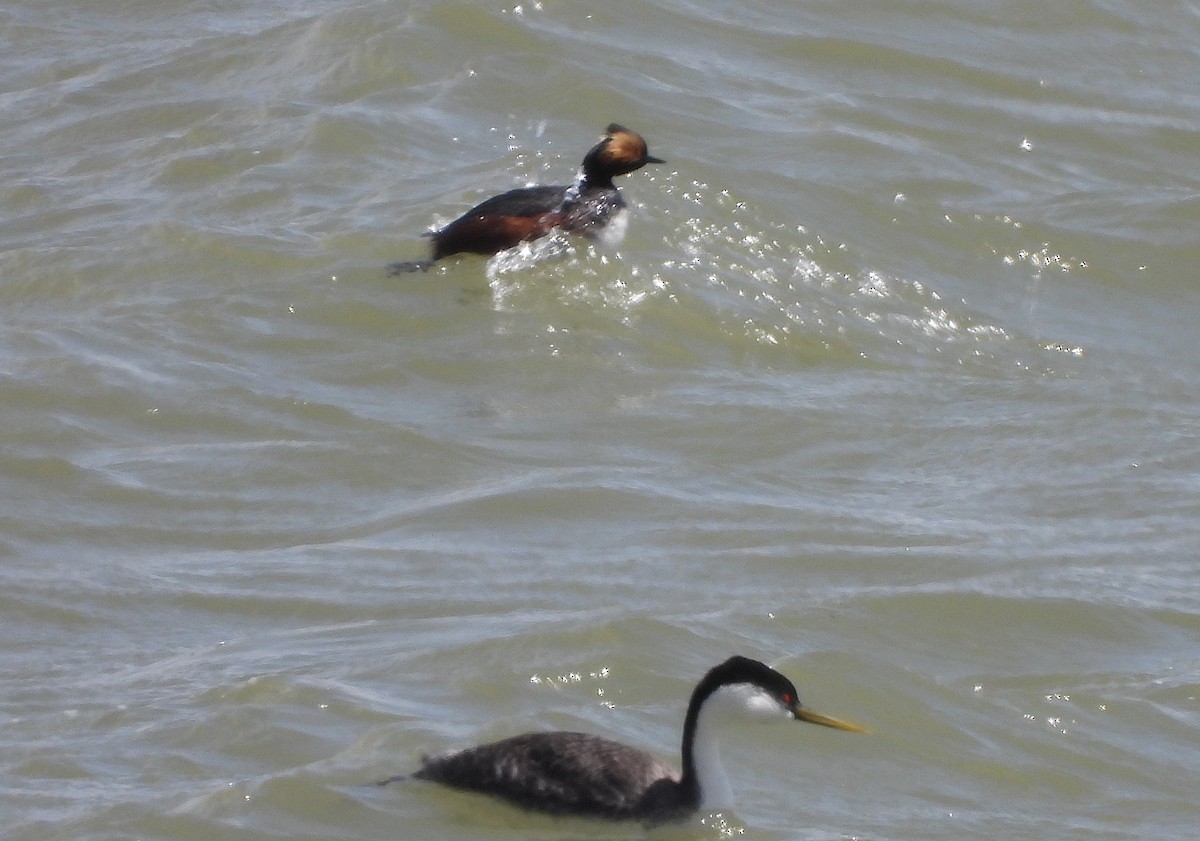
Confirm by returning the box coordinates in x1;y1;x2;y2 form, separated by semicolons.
415;731;687;820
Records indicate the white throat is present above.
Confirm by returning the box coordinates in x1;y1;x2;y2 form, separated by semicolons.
691;683;791;811
693;705;735;811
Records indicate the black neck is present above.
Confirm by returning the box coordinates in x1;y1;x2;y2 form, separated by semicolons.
580;169;616;190
676;665;731;805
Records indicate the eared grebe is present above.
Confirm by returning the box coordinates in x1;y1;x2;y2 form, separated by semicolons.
386;655;865;824
388;124;664;274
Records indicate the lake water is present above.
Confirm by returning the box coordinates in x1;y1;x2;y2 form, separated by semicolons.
2;1;1198;839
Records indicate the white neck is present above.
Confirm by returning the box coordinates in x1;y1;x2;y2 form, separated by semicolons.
690;682;792;812
693;704;735;811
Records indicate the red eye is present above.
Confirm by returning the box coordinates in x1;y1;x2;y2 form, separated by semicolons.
782;692;794;705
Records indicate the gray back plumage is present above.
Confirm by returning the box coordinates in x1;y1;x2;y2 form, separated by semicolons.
415;731;691;821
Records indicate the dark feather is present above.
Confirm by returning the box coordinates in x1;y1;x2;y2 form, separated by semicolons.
415;731;691;821
453;185;569;219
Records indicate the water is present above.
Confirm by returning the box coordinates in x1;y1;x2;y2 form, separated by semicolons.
2;1;1199;839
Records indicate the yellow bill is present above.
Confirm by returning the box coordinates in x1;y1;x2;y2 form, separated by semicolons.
794;706;869;733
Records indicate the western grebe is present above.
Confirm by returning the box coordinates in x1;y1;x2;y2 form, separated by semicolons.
399;655;865;823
